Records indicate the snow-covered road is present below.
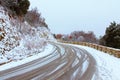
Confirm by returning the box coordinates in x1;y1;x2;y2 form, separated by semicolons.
70;43;120;80
0;42;97;80
0;42;120;80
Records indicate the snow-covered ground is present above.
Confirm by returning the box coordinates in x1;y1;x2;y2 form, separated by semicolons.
0;5;55;65
0;40;120;80
0;43;54;71
71;44;120;80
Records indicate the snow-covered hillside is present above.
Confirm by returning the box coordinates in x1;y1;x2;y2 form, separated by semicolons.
0;5;55;65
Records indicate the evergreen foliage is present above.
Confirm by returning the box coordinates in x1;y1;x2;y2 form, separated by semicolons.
100;21;120;49
10;0;30;16
0;0;30;16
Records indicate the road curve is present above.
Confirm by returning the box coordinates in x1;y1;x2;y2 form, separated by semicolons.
0;42;97;80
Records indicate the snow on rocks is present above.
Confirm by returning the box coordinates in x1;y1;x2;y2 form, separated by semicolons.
0;54;9;65
5;35;47;61
0;6;20;64
0;5;55;65
0;6;20;53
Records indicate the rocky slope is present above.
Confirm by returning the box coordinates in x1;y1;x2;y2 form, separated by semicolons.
0;5;55;65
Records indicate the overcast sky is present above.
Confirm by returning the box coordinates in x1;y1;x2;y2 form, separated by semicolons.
29;0;120;37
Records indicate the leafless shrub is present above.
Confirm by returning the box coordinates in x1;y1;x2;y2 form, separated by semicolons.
23;36;46;50
25;8;48;28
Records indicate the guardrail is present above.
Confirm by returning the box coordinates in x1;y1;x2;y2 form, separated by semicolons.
60;40;120;58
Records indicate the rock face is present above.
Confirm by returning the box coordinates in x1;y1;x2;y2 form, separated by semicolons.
0;6;20;54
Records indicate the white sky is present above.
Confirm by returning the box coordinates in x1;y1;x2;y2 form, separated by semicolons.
29;0;120;37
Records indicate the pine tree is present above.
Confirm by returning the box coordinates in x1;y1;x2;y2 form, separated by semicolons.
100;21;120;49
1;0;30;16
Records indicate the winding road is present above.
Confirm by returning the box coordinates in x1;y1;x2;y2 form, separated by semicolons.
0;42;97;80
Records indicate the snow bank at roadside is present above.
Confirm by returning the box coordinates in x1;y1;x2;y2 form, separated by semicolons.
73;44;120;80
0;43;54;71
6;37;46;61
